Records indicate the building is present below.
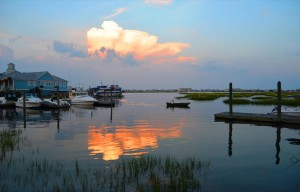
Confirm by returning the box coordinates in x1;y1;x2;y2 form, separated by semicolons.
178;88;193;93
0;63;68;96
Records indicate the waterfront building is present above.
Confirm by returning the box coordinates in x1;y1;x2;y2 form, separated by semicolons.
178;88;193;93
0;63;68;96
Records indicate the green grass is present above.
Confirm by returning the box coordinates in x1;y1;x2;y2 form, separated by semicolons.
180;92;300;106
177;92;228;100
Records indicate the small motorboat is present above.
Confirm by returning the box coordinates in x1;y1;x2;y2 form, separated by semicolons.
270;107;300;117
166;101;190;108
69;90;97;106
0;97;15;108
41;97;71;109
15;95;42;108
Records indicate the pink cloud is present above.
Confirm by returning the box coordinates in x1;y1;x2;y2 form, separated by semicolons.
86;21;194;64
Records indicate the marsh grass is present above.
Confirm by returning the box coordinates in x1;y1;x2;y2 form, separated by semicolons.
180;92;300;106
177;92;228;100
0;153;210;191
0;129;29;161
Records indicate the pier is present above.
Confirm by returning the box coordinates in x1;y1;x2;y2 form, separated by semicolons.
214;82;300;126
215;112;300;126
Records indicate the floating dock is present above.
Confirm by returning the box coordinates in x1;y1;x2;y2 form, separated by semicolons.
215;112;300;125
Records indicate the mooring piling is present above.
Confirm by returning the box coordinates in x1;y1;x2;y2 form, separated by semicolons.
277;81;282;119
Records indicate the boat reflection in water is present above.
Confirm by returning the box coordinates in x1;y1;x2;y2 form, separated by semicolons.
88;119;183;161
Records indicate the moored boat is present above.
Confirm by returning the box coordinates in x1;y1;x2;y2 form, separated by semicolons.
166;101;190;108
271;107;300;117
41;97;71;109
69;90;97;106
0;97;15;108
15;95;42;108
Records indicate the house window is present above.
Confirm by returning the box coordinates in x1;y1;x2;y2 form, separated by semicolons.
63;82;66;87
27;81;31;86
50;81;53;86
55;81;58;86
32;81;36;86
59;82;62;87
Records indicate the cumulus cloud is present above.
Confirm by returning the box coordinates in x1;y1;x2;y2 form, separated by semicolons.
87;21;193;64
144;0;173;5
53;40;87;58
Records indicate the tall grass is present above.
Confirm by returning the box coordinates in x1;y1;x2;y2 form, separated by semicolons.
0;129;29;161
0;153;210;191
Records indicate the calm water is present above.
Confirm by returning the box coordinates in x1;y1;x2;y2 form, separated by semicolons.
1;93;300;191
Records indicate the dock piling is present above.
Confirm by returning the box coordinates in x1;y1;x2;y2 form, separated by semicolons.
277;81;282;119
229;82;233;115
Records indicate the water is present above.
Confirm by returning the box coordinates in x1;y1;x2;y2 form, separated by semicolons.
1;93;299;191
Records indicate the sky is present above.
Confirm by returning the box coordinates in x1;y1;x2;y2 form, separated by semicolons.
0;0;299;90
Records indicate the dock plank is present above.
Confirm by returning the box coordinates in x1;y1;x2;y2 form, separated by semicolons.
215;112;300;125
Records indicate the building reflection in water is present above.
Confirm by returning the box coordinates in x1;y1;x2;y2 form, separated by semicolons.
88;120;183;161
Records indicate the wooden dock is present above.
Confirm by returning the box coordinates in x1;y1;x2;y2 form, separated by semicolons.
215;112;300;125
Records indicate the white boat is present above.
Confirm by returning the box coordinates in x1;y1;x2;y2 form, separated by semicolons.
15;95;42;108
69;90;97;106
271;107;300;117
41;97;71;108
0;97;15;107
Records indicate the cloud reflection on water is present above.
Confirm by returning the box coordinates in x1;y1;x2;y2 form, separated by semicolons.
88;119;183;161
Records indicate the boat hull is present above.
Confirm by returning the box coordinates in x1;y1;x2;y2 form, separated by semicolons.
15;101;41;108
71;100;96;106
166;102;190;108
41;99;70;109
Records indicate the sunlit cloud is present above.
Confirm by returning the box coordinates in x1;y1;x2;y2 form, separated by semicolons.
87;21;193;64
103;7;128;20
144;0;173;5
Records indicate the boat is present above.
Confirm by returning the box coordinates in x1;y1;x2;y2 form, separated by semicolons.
41;97;71;109
69;90;97;106
270;107;300;117
166;101;190;108
15;95;42;108
91;84;123;98
0;97;15;108
0;92;18;108
94;99;115;107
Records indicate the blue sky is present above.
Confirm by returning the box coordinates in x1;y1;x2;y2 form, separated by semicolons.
0;0;299;90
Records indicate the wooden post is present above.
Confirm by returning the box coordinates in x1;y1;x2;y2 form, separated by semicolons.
23;91;26;128
23;91;26;108
229;82;233;115
56;86;60;106
277;81;281;118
